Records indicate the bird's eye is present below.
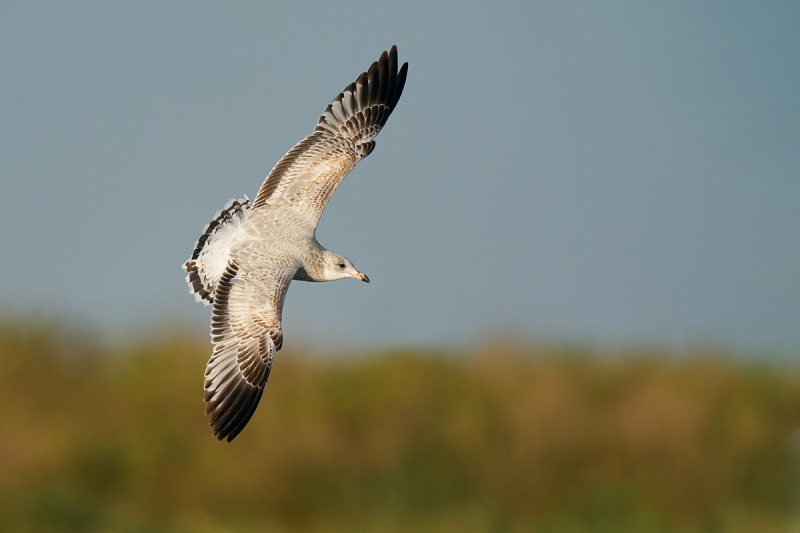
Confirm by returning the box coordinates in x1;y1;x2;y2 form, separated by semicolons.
338;263;345;269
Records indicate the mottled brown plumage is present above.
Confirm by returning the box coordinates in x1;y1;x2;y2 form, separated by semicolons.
183;46;408;442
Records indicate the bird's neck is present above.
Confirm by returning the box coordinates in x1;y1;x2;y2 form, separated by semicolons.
295;241;329;282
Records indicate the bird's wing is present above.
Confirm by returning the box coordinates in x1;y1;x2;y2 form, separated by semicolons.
251;45;408;228
204;260;291;442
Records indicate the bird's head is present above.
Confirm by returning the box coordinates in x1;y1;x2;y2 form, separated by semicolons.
322;251;370;283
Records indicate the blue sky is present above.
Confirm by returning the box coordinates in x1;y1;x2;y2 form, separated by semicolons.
1;1;797;352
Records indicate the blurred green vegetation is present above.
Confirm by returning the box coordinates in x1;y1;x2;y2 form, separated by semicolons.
0;319;798;533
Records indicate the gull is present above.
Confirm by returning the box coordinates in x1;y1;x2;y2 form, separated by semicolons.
183;46;408;441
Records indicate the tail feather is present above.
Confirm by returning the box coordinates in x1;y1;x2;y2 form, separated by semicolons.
183;197;250;304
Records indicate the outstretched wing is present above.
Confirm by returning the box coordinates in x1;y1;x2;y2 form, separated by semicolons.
251;45;408;228
204;260;291;442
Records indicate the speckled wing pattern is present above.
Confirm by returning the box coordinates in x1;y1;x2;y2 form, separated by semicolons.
204;260;290;442
251;45;408;228
195;46;408;442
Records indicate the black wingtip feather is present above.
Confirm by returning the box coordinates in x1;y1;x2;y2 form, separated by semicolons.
391;62;408;111
214;382;253;434
224;387;265;442
315;45;407;152
211;383;264;442
376;50;389;103
367;61;379;103
207;375;263;440
386;47;398;109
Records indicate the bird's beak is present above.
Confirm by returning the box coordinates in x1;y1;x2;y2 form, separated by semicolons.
355;272;370;283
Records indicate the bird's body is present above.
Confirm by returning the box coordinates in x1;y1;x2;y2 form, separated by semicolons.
184;46;408;441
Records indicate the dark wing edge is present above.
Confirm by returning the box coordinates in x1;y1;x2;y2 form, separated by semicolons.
252;45;408;209
313;44;408;154
204;260;285;442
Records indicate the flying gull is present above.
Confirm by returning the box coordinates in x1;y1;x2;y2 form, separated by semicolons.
183;46;408;441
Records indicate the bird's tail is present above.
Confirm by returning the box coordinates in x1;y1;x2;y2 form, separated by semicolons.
183;197;250;305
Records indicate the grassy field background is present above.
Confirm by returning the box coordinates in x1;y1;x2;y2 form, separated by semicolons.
1;318;798;532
